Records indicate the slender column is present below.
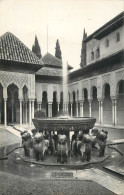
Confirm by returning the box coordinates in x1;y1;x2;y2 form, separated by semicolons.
22;100;25;123
101;100;103;124
112;99;117;126
4;99;7;126
115;99;117;126
70;102;73;117
32;100;34;120
57;102;60;112
98;100;101;124
112;99;115;126
29;100;32;125
19;100;22;125
66;103;68;113
89;100;92;117
25;101;27;124
76;101;78;117
79;101;84;117
39;103;42;110
48;102;52;117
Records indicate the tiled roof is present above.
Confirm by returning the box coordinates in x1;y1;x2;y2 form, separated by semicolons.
36;67;62;77
41;53;73;70
41;53;62;67
0;32;43;65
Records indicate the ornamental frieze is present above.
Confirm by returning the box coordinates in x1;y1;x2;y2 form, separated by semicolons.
102;74;110;85
0;71;28;88
116;70;124;83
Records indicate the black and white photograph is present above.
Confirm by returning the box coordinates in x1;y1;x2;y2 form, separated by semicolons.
0;0;124;194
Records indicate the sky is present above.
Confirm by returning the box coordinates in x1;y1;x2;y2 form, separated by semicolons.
0;0;123;70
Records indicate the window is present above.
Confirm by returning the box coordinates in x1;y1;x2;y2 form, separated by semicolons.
96;47;100;58
116;32;120;42
105;39;109;47
91;51;94;61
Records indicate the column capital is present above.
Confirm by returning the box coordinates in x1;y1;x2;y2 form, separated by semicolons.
19;99;23;102
111;96;117;101
79;100;84;103
48;102;52;105
4;98;7;102
98;98;104;102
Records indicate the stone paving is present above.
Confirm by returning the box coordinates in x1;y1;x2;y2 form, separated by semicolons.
0;124;124;195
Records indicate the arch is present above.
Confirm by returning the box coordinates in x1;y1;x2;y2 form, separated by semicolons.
82;87;88;100
91;86;99;122
83;88;89;117
60;91;63;110
103;83;112;124
90;86;97;99
42;91;48;117
117;80;124;125
23;85;28;101
7;83;19;123
116;80;124;95
52;91;57;117
102;83;111;99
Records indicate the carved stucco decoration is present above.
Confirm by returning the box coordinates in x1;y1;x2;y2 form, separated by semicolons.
90;78;97;88
42;84;48;92
116;70;124;83
0;71;28;88
0;71;35;99
102;74;111;85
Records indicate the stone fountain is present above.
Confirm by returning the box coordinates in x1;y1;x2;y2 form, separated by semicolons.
33;60;96;133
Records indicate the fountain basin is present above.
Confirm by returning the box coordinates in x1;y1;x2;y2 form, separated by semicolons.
32;117;96;132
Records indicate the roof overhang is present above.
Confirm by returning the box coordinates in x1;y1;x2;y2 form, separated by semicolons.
83;12;124;43
0;59;43;72
93;16;124;40
69;49;124;81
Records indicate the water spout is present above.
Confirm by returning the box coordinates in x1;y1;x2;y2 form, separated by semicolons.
63;60;68;113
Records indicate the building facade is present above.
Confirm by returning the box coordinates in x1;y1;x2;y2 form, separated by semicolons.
0;12;124;128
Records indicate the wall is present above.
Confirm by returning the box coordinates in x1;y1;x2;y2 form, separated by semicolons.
86;26;124;65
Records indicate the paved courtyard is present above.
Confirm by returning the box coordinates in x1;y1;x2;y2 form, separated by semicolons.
0;125;124;195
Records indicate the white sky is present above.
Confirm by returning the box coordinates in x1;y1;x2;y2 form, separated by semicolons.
0;0;123;70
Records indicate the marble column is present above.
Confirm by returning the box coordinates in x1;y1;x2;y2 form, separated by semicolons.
70;102;73;117
57;102;60;112
98;100;101;124
112;99;117;126
19;100;22;125
31;100;34;120
48;102;52;117
101;100;103;124
25;101;27;124
76;101;78;117
39;103;42;110
79;101;84;117
115;99;117;126
89;99;92;117
29;100;32;125
4;99;7;126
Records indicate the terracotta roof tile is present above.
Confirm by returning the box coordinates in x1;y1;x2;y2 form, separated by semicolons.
0;32;43;66
41;52;73;70
41;52;62;66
